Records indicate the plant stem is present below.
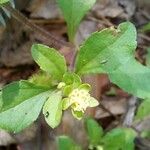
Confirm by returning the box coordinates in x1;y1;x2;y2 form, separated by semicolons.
69;47;78;71
3;3;71;50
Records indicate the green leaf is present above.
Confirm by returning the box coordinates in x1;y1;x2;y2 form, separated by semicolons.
0;90;51;133
0;0;9;4
1;80;49;112
75;22;136;75
57;0;96;42
85;118;103;146
43;91;63;128
75;22;150;99
135;99;150;120
101;128;136;150
31;44;67;80
122;128;136;150
57;136;82;150
102;128;125;150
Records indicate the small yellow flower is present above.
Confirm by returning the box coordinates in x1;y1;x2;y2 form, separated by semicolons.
62;84;99;119
69;88;91;112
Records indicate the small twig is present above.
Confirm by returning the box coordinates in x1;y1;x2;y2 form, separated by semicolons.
138;33;150;43
69;50;78;71
138;45;148;50
99;103;120;122
122;96;137;126
140;10;150;20
91;11;114;27
3;3;71;50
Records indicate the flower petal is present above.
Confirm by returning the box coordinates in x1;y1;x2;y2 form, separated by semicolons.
88;97;99;107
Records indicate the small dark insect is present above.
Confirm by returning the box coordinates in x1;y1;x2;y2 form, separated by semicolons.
45;111;49;118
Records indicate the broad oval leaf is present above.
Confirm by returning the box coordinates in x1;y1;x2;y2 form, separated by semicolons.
57;0;96;42
75;22;150;99
43;91;63;128
0;91;51;133
31;44;67;80
57;136;82;150
1;80;49;112
85;118;103;146
75;22;137;75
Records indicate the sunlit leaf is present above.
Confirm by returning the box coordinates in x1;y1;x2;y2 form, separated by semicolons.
32;44;67;80
0;90;51;132
43;91;63;128
75;22;150;99
1;80;49;112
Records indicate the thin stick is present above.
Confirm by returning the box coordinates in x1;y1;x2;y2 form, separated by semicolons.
3;3;71;49
99;103;120;121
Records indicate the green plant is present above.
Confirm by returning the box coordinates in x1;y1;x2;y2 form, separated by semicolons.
0;44;99;132
57;118;137;150
0;0;99;132
0;0;149;148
